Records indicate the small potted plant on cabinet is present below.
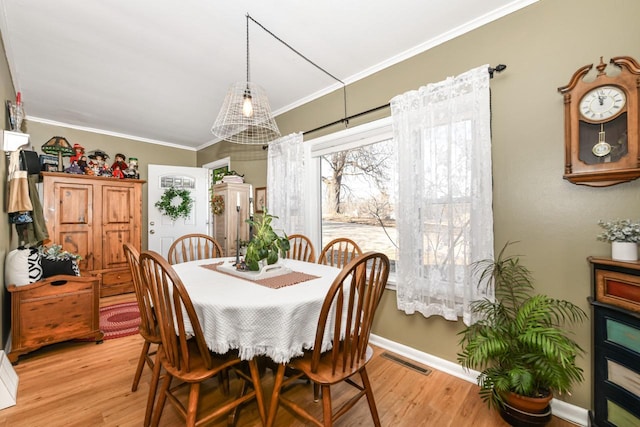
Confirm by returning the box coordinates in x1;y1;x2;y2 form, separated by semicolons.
457;242;587;424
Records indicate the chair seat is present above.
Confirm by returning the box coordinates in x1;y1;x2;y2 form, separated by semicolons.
139;326;161;345
158;340;242;383
288;345;374;385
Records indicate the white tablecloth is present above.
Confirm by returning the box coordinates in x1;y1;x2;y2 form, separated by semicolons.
171;258;342;363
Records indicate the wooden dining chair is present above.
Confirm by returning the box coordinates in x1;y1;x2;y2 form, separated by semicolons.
167;233;223;264
123;242;161;427
286;234;316;263
317;237;362;268
139;250;267;427
267;252;390;427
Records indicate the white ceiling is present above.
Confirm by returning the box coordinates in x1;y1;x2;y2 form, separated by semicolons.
0;0;536;151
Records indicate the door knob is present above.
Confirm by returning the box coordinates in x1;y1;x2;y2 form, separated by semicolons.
149;230;155;234
149;221;155;226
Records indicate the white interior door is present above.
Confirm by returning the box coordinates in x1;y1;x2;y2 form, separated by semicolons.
147;164;210;258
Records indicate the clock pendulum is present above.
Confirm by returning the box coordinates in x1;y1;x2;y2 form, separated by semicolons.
592;123;612;158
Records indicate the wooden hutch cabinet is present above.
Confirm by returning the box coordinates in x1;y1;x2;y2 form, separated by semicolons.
212;183;250;257
588;257;640;426
42;172;145;297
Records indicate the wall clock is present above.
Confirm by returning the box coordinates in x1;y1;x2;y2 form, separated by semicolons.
558;56;640;186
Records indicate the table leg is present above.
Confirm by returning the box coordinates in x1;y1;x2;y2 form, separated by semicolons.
266;363;287;427
249;358;268;426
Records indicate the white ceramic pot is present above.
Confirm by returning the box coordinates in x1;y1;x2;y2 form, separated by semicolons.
611;241;638;262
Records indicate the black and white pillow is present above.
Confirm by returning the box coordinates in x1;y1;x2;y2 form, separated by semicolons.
5;247;43;286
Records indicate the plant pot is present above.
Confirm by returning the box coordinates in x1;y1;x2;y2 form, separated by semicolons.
611;241;638;262
499;398;552;427
504;391;552;414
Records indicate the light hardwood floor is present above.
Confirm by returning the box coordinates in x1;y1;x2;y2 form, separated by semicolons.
0;295;578;426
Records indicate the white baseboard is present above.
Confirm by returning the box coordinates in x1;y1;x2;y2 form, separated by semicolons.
369;334;589;427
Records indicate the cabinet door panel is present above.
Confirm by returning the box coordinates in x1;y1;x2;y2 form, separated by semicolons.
101;185;135;269
51;182;94;270
102;229;131;269
59;185;91;224
102;186;134;224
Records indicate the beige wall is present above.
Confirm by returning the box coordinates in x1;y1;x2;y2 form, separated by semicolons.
197;140;268;193
0;35;15;345
0;0;638;410
203;0;640;409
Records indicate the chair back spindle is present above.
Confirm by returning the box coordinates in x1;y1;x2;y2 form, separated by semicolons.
167;233;223;265
318;237;362;268
287;234;316;263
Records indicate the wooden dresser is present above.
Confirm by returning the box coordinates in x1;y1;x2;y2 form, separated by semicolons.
588;257;640;426
42;172;145;296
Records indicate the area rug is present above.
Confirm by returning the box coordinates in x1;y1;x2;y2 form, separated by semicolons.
100;301;141;340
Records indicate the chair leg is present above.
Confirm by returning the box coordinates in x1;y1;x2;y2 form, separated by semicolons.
132;340;151;392
219;369;230;395
185;382;201;427
321;384;332;427
227;377;249;427
266;364;287;427
144;350;162;427
360;368;381;427
150;373;171;427
313;382;321;402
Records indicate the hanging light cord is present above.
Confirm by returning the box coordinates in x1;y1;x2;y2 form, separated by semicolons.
246;14;348;125
246;14;250;83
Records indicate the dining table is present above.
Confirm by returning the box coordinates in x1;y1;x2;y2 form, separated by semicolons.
170;257;343;364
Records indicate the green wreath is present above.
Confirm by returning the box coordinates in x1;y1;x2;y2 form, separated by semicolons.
155;187;193;221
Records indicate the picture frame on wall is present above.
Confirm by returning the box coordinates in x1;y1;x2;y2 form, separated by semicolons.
255;187;266;213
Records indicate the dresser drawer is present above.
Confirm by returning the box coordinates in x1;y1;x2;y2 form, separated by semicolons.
100;268;132;286
92;267;134;297
596;269;640;312
595;302;640;357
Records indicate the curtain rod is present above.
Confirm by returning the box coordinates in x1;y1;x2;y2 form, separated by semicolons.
302;64;507;137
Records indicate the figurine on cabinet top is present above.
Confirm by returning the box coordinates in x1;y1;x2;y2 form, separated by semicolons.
78;155;93;175
87;149;111;177
66;143;86;174
123;157;140;179
69;143;85;164
111;153;127;179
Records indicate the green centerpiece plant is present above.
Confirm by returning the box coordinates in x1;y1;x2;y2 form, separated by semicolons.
244;209;290;271
457;242;587;415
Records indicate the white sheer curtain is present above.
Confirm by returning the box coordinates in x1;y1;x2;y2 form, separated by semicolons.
390;64;494;326
266;132;306;236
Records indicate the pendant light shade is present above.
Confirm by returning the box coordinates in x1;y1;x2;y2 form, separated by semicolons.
211;14;281;145
211;81;280;145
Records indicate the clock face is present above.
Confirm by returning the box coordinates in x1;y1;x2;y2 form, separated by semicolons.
580;85;626;122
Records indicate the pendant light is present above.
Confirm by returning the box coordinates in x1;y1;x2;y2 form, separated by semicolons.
211;14;280;145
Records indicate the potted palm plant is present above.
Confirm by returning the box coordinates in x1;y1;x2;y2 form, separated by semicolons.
457;242;587;422
243;209;290;271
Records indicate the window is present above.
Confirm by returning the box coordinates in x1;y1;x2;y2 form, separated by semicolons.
308;118;397;277
320;137;397;272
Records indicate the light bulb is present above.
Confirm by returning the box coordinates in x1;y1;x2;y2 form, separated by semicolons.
242;94;254;117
